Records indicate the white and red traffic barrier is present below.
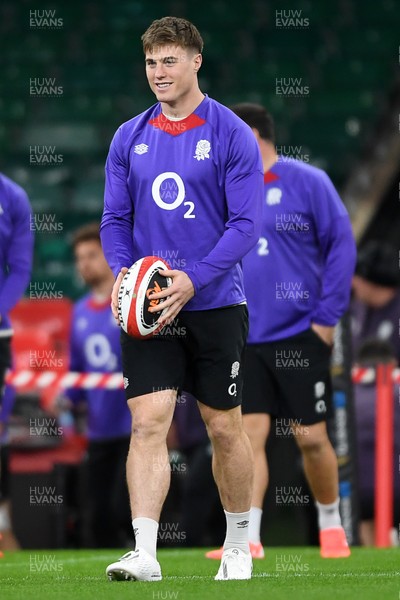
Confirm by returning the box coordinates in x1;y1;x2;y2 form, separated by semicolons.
351;366;400;384
5;367;400;389
5;370;124;390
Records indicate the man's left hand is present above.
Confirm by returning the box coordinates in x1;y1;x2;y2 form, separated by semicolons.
148;269;195;326
311;323;334;347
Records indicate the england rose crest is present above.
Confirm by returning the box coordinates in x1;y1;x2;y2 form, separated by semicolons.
194;139;211;161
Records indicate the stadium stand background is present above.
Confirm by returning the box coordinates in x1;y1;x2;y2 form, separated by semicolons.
1;0;399;299
1;0;399;547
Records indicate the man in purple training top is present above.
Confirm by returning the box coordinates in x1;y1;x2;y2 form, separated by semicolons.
101;17;263;581
0;172;34;551
207;103;355;560
68;224;131;547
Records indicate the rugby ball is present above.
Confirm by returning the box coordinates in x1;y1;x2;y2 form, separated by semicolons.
118;256;172;339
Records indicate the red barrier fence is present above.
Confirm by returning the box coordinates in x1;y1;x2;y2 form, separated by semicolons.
374;365;394;547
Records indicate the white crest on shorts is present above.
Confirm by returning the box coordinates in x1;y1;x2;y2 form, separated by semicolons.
194;139;211;161
377;320;394;340
314;381;325;398
230;361;240;379
123;377;129;389
134;143;148;155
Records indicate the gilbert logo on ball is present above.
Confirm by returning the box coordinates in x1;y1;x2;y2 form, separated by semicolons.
118;256;172;339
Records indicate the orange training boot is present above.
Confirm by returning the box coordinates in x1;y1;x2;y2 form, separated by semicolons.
320;527;351;558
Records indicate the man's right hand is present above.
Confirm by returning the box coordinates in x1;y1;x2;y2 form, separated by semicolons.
111;267;128;323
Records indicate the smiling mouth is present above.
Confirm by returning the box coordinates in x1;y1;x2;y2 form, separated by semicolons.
155;83;172;89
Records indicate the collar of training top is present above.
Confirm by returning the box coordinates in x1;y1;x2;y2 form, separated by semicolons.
264;170;279;183
148;112;206;136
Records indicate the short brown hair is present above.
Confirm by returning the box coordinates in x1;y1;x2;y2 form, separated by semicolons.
72;223;100;249
230;103;276;144
141;16;203;54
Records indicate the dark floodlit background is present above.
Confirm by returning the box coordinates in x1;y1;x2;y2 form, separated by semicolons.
1;0;399;297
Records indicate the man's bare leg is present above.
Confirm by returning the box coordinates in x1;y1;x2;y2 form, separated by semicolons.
199;403;253;552
243;413;270;544
294;420;350;557
126;389;176;556
294;421;338;505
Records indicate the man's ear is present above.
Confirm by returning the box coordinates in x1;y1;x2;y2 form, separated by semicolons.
251;127;261;141
194;53;202;72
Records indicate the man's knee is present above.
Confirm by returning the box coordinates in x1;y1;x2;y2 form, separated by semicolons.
128;391;175;443
200;404;243;446
295;422;331;456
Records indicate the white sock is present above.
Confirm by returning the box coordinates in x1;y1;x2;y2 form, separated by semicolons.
0;504;11;531
223;509;251;554
132;517;158;559
316;498;342;530
248;506;263;544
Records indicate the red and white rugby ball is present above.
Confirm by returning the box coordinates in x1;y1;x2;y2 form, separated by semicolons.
118;256;172;339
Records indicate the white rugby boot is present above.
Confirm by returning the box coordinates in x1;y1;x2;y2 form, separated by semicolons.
215;547;253;580
106;548;162;582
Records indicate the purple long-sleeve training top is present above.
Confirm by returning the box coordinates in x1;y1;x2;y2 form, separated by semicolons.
100;95;264;311
0;173;34;336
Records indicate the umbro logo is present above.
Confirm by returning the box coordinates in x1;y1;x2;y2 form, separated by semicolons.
134;143;148;155
236;520;249;528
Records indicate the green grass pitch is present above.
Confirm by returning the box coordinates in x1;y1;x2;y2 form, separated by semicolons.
1;547;399;600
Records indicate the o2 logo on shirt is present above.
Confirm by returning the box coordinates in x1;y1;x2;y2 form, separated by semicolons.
84;333;117;370
257;237;269;256
151;172;195;218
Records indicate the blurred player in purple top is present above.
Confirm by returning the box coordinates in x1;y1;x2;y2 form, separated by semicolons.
69;224;131;547
0;172;34;552
206;103;355;560
101;17;263;581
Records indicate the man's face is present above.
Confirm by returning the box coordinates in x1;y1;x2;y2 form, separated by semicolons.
74;239;112;287
145;44;201;106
